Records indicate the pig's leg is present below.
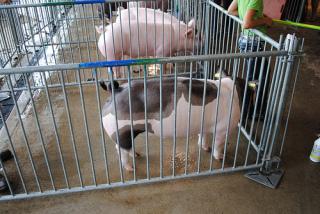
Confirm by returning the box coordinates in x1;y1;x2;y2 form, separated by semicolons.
198;133;211;152
115;127;145;171
213;134;226;160
120;148;133;171
103;33;123;78
115;144;134;172
112;54;123;79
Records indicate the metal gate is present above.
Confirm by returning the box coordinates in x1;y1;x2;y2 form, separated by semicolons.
0;0;303;201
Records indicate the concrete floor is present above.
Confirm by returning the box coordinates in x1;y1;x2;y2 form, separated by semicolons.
0;10;320;214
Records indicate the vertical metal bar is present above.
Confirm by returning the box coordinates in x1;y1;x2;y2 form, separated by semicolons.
136;5;141;59
71;4;83;67
118;3;125;78
143;65;150;180
232;56;251;168
159;64;164;178
101;3;108;61
94;69;110;184
7;75;42;192
76;68;96;186
225;15;232;70
221;66;237;170
209;63;223;171
126;66;137;181
228;57;241;166
184;62;193;175
213;7;219;73
81;4;92;80
197;2;210;172
221;11;227;68
0;159;13;195
108;68;124;182
63;5;76;65
0;105;27;194
59;70;83;187
172;63;178;176
127;4;133;59
25;7;38;86
90;5;100;65
23;73;55;190
296;0;307;22
228;19;236;71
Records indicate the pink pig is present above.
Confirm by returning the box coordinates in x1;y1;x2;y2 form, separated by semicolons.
96;8;201;77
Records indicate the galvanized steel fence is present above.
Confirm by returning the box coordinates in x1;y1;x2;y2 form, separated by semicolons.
282;0;307;22
0;0;303;201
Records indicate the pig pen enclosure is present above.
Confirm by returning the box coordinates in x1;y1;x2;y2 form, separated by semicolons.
0;0;303;201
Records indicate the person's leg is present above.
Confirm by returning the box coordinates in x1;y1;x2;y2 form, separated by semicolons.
238;36;253;122
239;38;268;121
252;55;269;119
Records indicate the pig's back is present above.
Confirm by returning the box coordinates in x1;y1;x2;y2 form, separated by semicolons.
125;21;175;57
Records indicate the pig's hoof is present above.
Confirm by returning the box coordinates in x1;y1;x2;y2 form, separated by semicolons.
213;153;223;161
203;146;212;153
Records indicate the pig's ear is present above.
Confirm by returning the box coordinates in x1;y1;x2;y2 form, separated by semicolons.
95;25;104;34
185;28;194;39
187;19;196;29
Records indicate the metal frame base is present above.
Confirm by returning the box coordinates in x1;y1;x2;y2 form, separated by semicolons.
0;93;10;102
245;169;284;189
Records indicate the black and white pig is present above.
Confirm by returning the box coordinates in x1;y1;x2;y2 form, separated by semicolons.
101;77;245;171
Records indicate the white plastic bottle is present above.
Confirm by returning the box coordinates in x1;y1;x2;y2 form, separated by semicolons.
310;137;320;163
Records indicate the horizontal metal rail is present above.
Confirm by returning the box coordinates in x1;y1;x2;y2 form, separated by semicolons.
0;164;262;202
0;51;288;75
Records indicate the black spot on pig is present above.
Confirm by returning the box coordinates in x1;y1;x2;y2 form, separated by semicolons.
102;78;218;121
181;79;218;106
100;80;120;92
111;124;154;150
235;78;246;108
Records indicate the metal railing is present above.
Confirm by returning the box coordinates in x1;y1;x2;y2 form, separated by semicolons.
0;0;303;201
282;0;307;22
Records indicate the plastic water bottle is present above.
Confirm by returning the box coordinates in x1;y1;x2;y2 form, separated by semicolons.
310;137;320;163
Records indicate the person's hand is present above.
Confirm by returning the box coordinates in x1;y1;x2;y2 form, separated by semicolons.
0;0;12;4
263;16;273;27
